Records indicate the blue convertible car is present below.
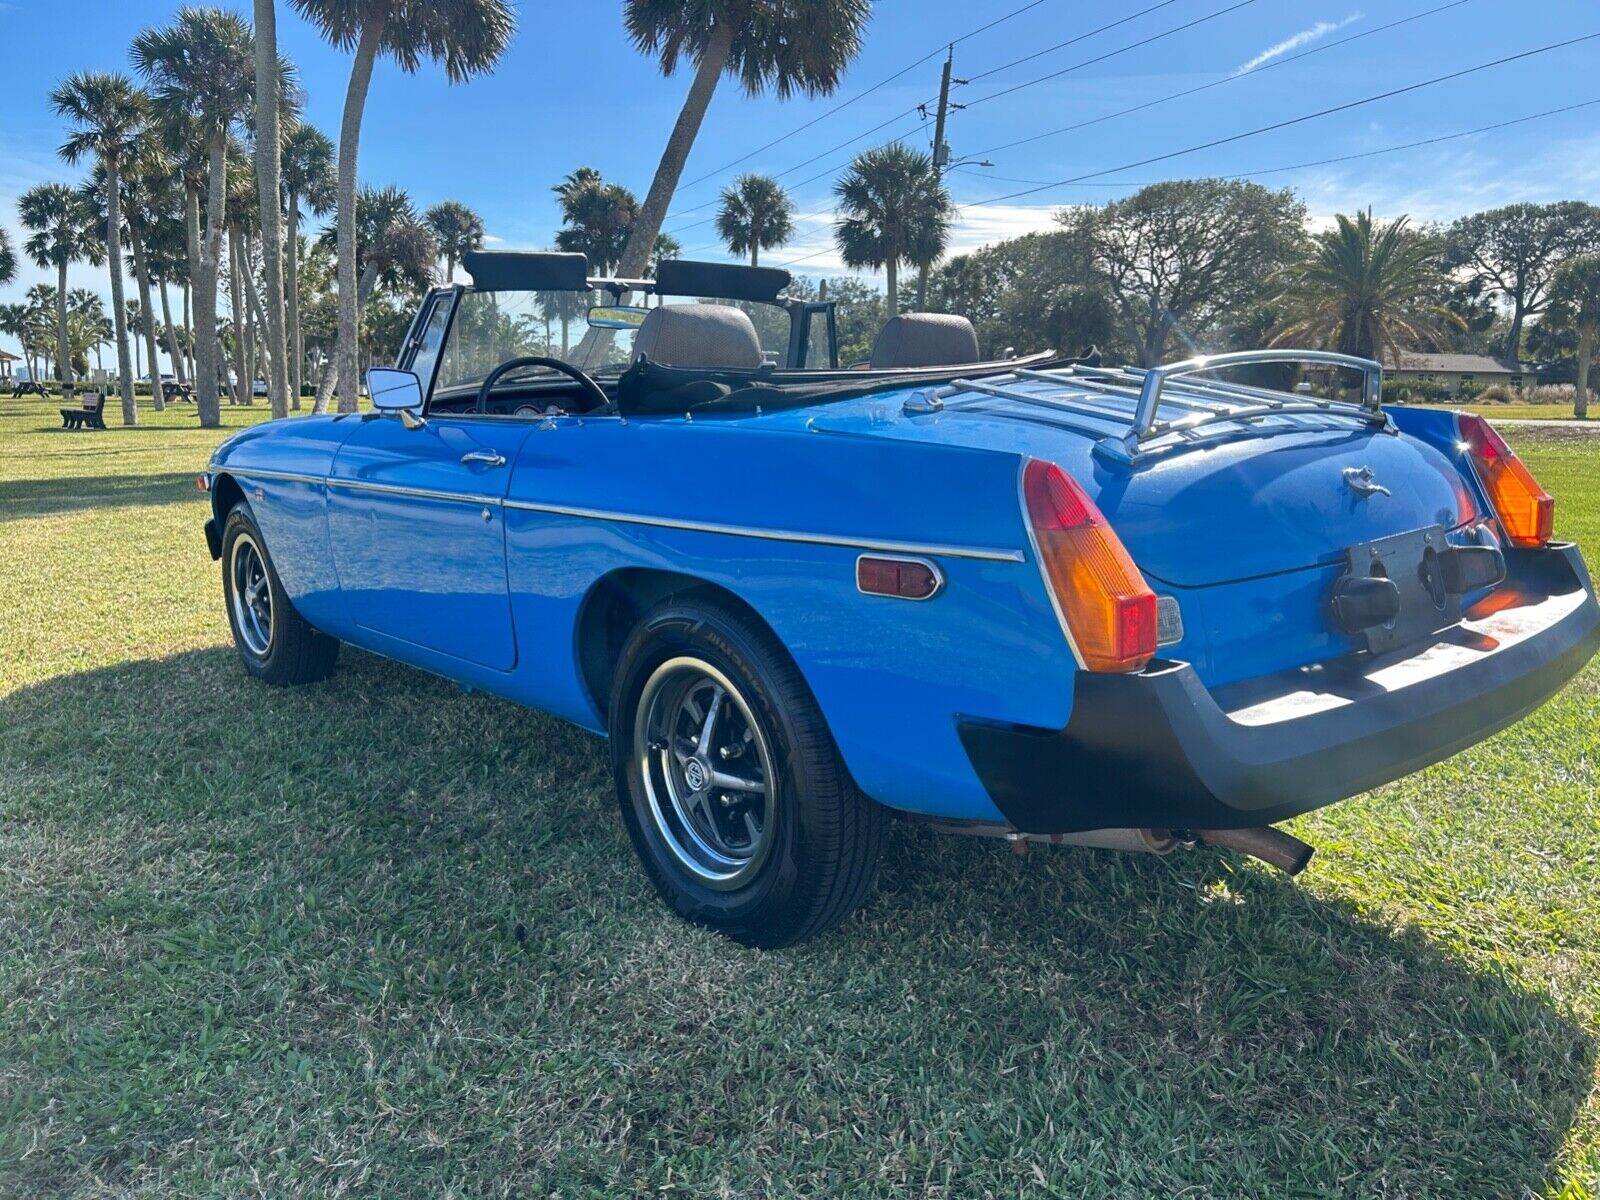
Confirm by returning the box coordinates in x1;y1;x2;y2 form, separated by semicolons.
202;252;1600;946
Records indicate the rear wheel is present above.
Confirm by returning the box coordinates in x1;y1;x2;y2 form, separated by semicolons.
221;503;339;686
609;595;885;948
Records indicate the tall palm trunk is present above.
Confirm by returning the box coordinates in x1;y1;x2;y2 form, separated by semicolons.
614;19;735;280
104;154;137;424
54;260;71;395
182;280;193;383
192;142;225;427
314;261;376;413
254;0;291;418
884;252;898;321
1577;322;1594;421
158;278;185;387
228;222;249;406
127;218;166;411
286;188;302;409
334;17;387;413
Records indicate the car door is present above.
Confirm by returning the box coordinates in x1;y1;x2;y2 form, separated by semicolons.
327;411;532;672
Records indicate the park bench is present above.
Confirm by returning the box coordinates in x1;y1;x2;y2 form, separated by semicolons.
60;391;108;431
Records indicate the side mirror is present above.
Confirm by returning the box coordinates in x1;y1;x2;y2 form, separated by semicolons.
367;368;425;428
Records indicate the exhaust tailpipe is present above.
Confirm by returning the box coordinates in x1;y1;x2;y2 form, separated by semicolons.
1194;826;1315;875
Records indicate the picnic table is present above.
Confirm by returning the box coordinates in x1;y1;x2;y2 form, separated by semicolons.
12;381;49;399
162;381;195;403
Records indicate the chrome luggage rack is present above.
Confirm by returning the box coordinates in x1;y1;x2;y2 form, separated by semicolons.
905;350;1390;465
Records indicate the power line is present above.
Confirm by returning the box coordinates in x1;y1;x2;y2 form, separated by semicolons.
960;0;1261;111
959;32;1600;209
669;0;1052;195
951;98;1600;191
971;0;1474;158
961;0;1187;85
768;94;1600;272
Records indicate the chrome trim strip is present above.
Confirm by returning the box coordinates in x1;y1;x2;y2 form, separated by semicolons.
502;498;1025;562
219;466;323;486
324;477;505;507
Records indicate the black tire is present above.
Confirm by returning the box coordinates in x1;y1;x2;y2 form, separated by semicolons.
609;594;885;948
221;502;339;686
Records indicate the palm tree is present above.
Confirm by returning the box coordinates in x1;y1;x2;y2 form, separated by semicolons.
1270;210;1463;364
281;123;334;407
834;143;953;320
1548;255;1600;420
114;132;175;410
715;173;793;266
553;169;639;275
134;8;258;427
19;183;104;396
52;71;146;423
0;228;14;286
145;213;191;387
252;0;293;418
614;0;869;282
312;185;436;412
288;0;515;412
425;199;485;283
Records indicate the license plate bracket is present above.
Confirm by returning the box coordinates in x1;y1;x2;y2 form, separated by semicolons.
1338;525;1460;654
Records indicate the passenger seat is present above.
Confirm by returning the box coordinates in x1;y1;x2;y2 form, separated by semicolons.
869;313;981;370
632;303;765;369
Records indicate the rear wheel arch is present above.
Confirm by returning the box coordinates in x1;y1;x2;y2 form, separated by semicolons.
576;568;796;720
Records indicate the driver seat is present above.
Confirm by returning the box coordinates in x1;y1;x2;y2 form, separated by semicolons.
632;303;765;370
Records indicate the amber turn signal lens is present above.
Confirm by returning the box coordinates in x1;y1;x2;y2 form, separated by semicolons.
195;474;210;492
1457;414;1553;548
1021;459;1157;673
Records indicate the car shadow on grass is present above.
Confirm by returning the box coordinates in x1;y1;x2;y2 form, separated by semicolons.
0;471;205;522
0;647;1593;1196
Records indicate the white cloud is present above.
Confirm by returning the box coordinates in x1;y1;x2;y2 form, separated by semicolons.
1235;12;1363;76
769;204;1062;276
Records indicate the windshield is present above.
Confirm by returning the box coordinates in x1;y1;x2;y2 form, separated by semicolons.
432;289;634;397
429;289;799;399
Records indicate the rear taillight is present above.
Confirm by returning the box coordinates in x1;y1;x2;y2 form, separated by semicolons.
1021;459;1157;673
1457;414;1554;548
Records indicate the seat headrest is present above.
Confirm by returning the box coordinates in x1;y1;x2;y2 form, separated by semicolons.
632;303;765;370
869;313;980;370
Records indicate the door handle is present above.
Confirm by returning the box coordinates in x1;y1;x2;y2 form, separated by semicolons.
460;450;506;467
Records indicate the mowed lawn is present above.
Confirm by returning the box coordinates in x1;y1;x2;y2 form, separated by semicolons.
1;395;1598;1198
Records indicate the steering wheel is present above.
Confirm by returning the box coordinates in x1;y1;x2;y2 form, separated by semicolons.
474;355;610;415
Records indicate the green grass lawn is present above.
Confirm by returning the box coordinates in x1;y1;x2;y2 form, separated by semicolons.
1413;402;1596;422
2;394;1598;1197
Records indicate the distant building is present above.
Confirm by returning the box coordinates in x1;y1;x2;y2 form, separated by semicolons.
1383;352;1538;395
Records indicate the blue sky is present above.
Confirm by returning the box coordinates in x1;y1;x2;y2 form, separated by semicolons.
1;0;1597;315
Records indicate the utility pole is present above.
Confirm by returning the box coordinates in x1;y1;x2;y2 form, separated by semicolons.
916;46;956;312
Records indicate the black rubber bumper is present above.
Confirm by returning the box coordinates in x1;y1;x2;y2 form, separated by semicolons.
959;543;1600;834
203;517;222;561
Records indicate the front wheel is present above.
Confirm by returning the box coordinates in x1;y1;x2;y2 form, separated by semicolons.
609;595;885;948
221;503;339;686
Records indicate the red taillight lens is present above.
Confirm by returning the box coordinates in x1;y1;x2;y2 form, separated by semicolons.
1458;414;1554;547
1022;459;1157;672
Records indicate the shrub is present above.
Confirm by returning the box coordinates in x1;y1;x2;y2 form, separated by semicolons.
1383;377;1452;404
1476;384;1516;404
1522;384;1576;407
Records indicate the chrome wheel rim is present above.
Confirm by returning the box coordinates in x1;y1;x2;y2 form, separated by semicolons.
634;656;778;891
230;533;273;657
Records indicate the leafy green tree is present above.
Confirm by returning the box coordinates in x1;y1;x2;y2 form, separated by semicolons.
1546;255;1600;420
313;185;436;411
1445;202;1600;359
1271;210;1463;362
614;0;869;281
288;0;515;411
715;173;793;266
1062;179;1306;366
0;227;14;286
281;123;335;405
834;143;953;321
134;8;257;426
18;183;104;394
425;199;485;283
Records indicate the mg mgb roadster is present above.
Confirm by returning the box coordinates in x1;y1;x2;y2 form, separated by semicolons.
200;252;1600;947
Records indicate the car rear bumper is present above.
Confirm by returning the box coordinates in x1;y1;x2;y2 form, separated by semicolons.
958;542;1600;834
